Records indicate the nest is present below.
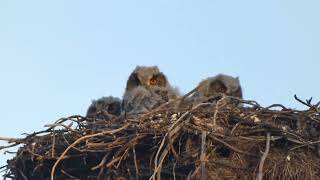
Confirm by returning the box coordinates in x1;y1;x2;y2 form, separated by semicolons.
1;95;320;180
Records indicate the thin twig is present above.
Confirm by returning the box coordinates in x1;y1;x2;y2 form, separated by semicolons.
133;146;139;180
0;137;23;143
91;153;110;170
212;95;226;129
45;123;81;134
52;128;56;158
200;131;207;180
61;169;79;180
257;132;271;180
209;135;258;157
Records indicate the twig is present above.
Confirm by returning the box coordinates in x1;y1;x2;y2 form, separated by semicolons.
200;131;207;180
209;160;250;170
61;169;79;180
257;132;271;180
209;135;258;157
212;95;226;129
294;95;319;112
52;128;56;158
45;123;81;134
168;135;179;159
177;87;199;108
156;144;170;180
290;140;320;151
173;162;177;180
91;153;110;170
0;143;19;150
18;169;28;180
0;137;23;143
107;156;122;168
264;104;288;110
188;165;201;180
133;146;139;180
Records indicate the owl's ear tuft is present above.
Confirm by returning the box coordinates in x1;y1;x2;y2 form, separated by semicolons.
126;73;140;91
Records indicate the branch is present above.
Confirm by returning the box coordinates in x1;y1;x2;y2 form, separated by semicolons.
257;132;271;180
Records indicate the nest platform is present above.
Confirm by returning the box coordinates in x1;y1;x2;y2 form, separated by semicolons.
1;96;320;180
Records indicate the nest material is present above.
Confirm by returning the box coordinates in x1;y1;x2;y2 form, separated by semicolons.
1;96;320;180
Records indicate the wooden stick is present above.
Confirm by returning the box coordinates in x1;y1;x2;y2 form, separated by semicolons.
257;132;271;180
200;131;207;180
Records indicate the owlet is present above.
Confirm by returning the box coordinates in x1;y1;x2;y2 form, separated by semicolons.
86;96;122;120
183;74;242;107
122;66;179;114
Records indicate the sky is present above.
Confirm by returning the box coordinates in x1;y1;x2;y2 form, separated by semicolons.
0;0;320;176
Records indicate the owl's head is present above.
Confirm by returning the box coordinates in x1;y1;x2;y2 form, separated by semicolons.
125;66;168;91
86;96;122;118
199;74;242;98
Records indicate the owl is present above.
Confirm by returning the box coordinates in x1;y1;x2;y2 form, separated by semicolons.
196;74;242;99
86;96;122;120
182;74;242;107
122;66;179;114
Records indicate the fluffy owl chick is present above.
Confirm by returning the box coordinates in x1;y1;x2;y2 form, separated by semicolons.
123;66;179;114
182;74;242;107
86;96;122;120
197;74;242;99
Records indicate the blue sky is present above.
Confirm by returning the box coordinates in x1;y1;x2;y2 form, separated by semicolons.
0;0;320;174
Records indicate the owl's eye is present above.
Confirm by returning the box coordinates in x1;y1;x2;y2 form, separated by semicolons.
151;73;167;87
150;78;157;85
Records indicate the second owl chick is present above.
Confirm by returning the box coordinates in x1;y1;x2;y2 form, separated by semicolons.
182;74;242;107
86;96;122;120
123;66;179;114
197;74;242;99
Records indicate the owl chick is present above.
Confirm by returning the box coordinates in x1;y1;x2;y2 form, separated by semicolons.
181;74;242;107
123;66;179;114
197;74;242;99
86;96;122;120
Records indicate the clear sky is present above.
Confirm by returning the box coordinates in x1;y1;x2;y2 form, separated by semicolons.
0;0;320;174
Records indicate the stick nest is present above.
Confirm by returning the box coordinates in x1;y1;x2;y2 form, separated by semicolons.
1;96;320;180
